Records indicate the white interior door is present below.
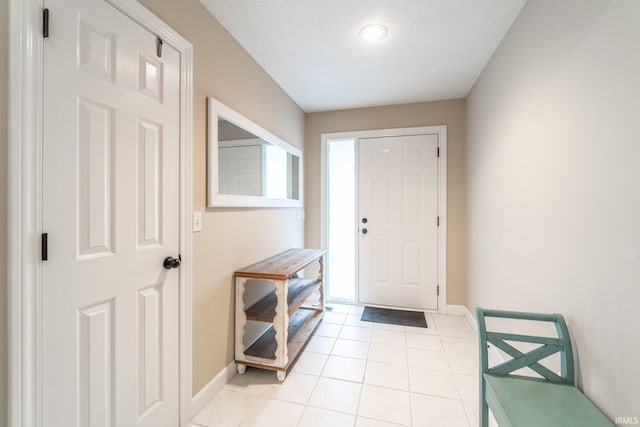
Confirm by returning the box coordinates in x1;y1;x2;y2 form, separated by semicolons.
42;0;181;425
358;134;439;310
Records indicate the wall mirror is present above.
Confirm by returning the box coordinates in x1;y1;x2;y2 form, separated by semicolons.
207;97;303;207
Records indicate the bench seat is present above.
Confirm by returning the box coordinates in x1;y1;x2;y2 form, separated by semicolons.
484;374;613;427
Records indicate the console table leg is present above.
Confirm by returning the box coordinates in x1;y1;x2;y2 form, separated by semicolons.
272;279;289;368
235;277;249;364
318;255;325;312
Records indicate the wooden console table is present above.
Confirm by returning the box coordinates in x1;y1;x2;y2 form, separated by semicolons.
234;248;325;381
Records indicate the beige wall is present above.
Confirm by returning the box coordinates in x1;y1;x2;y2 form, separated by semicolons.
1;0;8;423
305;100;467;305
466;0;639;418
137;0;305;395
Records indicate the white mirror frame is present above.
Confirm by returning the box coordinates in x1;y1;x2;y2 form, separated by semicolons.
207;97;303;207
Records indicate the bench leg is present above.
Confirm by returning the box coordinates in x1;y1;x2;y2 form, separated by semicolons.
481;380;489;427
481;400;489;427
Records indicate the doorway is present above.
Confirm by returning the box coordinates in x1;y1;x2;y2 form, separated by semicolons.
322;127;447;311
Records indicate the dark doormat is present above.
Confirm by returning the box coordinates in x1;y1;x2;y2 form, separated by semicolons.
361;306;428;328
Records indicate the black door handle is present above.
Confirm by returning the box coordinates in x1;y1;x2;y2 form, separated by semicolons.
362;228;368;234
163;255;182;270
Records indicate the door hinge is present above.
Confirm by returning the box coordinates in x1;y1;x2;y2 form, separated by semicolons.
437;147;440;157
43;8;50;38
437;285;440;296
437;216;440;226
156;37;163;58
42;233;48;261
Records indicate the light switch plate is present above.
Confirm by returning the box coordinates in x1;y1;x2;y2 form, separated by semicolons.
192;211;202;232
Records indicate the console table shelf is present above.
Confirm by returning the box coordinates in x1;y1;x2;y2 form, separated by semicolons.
234;248;325;381
244;308;323;360
245;277;319;322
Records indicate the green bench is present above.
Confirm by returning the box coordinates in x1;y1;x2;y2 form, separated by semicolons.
476;308;614;427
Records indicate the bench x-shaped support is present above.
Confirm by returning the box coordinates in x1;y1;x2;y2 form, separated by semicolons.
487;332;565;382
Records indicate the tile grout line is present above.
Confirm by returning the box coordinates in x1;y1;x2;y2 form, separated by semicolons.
354;356;366;423
195;307;479;427
406;325;414;427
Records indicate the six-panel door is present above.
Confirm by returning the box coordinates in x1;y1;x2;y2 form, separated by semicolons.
358;134;439;310
42;0;181;425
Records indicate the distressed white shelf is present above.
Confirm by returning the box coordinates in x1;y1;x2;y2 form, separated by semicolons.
234;248;325;381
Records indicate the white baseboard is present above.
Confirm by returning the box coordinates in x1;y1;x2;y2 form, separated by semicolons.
463;307;478;333
445;305;504;365
444;304;467;315
190;361;237;419
445;304;477;331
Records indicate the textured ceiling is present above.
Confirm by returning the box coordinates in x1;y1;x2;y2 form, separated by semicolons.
199;0;528;112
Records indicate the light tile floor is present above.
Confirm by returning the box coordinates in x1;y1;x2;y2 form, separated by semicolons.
188;304;492;427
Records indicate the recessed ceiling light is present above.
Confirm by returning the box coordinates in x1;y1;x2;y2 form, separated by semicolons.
359;24;388;42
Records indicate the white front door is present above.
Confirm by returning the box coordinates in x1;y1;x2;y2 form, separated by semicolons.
358;134;439;310
42;0;181;425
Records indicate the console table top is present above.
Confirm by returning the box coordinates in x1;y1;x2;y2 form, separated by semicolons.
234;248;325;280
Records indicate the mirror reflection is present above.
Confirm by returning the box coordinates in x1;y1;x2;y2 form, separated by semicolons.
218;118;300;200
207;96;303;208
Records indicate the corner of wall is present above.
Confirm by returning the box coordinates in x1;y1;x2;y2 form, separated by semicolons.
1;0;9;421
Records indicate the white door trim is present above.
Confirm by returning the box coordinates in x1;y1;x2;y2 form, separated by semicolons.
7;1;194;426
320;126;447;312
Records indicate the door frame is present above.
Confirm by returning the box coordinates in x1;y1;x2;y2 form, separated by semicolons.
7;1;194;425
320;126;447;311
